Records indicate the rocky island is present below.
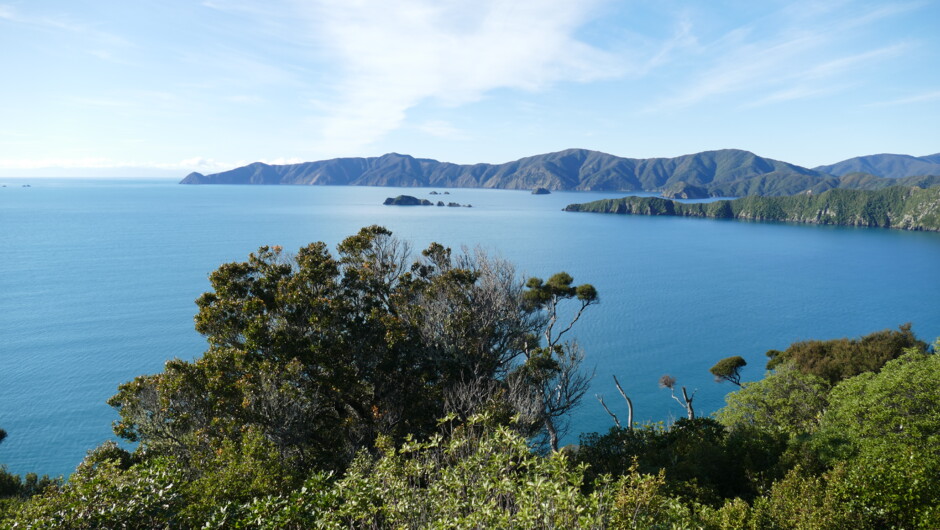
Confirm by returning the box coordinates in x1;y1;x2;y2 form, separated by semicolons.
385;195;471;207
383;195;433;206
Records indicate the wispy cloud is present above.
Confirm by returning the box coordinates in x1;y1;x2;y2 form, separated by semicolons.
278;0;620;155
647;1;919;112
642;13;698;72
743;85;851;108
0;4;129;47
741;43;909;108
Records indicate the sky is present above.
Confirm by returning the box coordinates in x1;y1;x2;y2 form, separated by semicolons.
1;0;938;177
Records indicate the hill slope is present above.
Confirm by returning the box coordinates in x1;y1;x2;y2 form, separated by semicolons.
563;186;940;231
181;149;835;196
814;153;940;178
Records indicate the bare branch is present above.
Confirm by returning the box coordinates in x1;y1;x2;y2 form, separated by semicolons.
612;374;634;430
597;394;621;428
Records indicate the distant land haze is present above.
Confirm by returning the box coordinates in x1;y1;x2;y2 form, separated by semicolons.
181;149;940;197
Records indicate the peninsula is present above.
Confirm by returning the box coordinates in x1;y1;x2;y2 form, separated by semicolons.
563;186;940;231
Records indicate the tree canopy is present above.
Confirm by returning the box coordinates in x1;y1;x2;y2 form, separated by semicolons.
107;226;597;478
710;356;747;386
765;323;927;384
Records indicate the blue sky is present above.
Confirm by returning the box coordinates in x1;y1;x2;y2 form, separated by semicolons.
1;0;938;176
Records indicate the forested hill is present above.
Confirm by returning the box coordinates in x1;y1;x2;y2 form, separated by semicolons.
814;153;940;178
181;149;841;195
563;186;940;231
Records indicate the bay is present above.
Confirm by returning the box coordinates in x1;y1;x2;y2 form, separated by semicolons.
1;178;938;478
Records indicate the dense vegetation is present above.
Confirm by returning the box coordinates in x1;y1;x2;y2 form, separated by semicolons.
814;152;940;179
2;228;937;528
565;186;940;231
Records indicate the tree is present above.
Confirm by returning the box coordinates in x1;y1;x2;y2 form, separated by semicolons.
765;323;927;384
710;356;747;386
659;375;695;420
597;375;634;430
516;272;599;451
715;363;829;437
816;348;940;457
108;226;597;474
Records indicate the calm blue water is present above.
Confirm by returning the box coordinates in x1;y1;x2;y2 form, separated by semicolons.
2;179;939;478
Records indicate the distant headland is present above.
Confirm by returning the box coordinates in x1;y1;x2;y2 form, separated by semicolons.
563;186;940;231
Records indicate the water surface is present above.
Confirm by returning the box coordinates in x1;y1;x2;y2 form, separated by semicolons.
1;179;938;477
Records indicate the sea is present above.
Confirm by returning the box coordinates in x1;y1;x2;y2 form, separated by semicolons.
1;178;939;478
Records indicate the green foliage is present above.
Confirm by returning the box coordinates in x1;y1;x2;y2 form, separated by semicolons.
765;323;927;384
815;350;940;462
178;428;295;523
2;456;186;529
202;415;688;529
566;186;940;231
0;428;61;522
715;364;830;437
824;445;940;528
2;433;293;528
517;271;598;451
0;470;60;523
577;418;785;506
705;347;940;529
108;225;596;486
710;356;747;385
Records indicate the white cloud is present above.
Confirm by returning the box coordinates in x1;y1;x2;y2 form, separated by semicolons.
284;0;620;155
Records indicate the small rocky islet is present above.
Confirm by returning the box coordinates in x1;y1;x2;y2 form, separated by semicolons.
384;195;471;208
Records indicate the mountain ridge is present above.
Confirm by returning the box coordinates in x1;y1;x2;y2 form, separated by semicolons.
182;148;940;196
813;153;940;179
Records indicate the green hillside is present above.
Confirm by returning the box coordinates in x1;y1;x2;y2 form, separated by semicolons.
564;186;940;231
181;148;833;195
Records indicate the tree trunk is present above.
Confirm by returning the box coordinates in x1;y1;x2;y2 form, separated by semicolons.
681;386;694;420
545;418;559;452
613;375;633;430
